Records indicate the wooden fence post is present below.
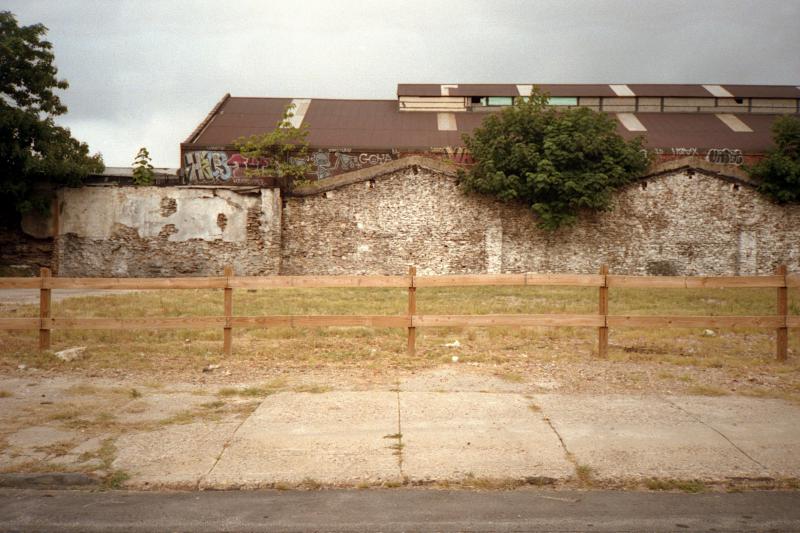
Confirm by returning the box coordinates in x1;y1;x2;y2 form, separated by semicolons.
223;265;233;357
39;267;51;351
777;264;788;361
598;264;609;358
407;265;416;356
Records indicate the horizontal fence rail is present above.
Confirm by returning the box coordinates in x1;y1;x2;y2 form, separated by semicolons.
0;265;796;361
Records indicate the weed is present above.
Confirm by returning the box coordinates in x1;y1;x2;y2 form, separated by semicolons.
645;478;707;493
103;470;130;489
292;384;332;394
0;390;12;398
218;378;287;398
129;388;142;399
496;371;525;383
575;464;594;485
528;403;541;412
201;400;226;409
34;441;75;457
298;477;323;490
687;385;729;397
383;433;402;440
460;476;524;490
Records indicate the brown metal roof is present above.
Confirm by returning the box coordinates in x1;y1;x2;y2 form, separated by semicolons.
397;83;617;97
721;85;800;98
627;113;771;152
185;95;792;154
190;97;293;145
626;84;713;98
303;99;460;149
397;83;800;99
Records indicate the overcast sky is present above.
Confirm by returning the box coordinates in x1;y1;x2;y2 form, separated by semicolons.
6;0;800;168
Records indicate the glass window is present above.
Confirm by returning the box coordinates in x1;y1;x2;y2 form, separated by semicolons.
548;97;578;106
486;96;514;106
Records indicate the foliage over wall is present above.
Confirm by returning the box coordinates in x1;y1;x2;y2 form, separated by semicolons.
232;104;313;184
747;115;800;204
0;11;103;226
459;89;650;230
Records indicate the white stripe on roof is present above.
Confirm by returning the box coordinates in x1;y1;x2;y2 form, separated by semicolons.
609;84;635;97
516;84;533;96
702;85;734;98
616;113;647;132
287;98;311;128
440;84;458;96
716;113;753;132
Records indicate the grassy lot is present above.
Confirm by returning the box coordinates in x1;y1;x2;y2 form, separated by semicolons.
1;285;798;398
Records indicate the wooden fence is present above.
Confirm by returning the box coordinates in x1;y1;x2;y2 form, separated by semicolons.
0;265;797;360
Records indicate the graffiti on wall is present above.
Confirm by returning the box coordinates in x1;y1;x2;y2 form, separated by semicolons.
647;147;745;166
183;150;399;183
429;146;473;164
184;151;233;182
706;148;744;166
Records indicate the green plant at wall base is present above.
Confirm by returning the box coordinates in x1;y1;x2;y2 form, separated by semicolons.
233;104;313;183
0;11;104;226
131;147;154;185
746;115;800;203
459;88;650;230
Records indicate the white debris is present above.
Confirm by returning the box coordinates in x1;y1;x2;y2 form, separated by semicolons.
703;329;716;337
17;364;27;370
443;340;461;348
202;364;221;373
451;356;459;363
54;346;86;362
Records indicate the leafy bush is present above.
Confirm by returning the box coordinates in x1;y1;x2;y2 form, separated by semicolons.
747;115;800;203
460;89;649;230
0;11;103;225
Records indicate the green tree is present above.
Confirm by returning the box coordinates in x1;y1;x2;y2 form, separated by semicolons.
233;104;312;183
0;11;103;225
131;147;154;185
460;89;649;230
747;115;800;203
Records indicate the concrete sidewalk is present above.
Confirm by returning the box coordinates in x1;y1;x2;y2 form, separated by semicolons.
0;370;799;489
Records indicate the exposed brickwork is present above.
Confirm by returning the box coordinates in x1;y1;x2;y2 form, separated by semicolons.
34;163;800;277
55;187;282;277
282;167;800;275
0;226;53;276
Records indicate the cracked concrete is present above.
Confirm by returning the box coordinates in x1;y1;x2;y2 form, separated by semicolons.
1;373;800;489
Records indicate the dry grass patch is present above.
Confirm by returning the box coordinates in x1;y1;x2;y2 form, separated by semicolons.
687;385;729;397
0;390;12;398
1;285;798;397
645;477;707;493
292;384;332;394
217;378;287;398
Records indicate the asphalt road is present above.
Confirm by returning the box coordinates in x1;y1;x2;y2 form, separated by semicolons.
1;488;799;532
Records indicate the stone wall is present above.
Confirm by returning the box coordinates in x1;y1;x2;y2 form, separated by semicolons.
39;161;800;277
56;186;281;276
281;165;800;276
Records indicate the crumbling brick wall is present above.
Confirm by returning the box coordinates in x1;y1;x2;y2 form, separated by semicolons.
46;165;799;277
55;186;282;277
281;167;800;275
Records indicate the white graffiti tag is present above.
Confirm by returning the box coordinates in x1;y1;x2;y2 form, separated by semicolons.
706;148;743;166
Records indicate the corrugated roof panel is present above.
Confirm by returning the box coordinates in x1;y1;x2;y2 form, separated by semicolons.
626;84;711;98
630;113;773;152
186;95;787;153
397;84;448;97
448;84;520;97
722;85;800;98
